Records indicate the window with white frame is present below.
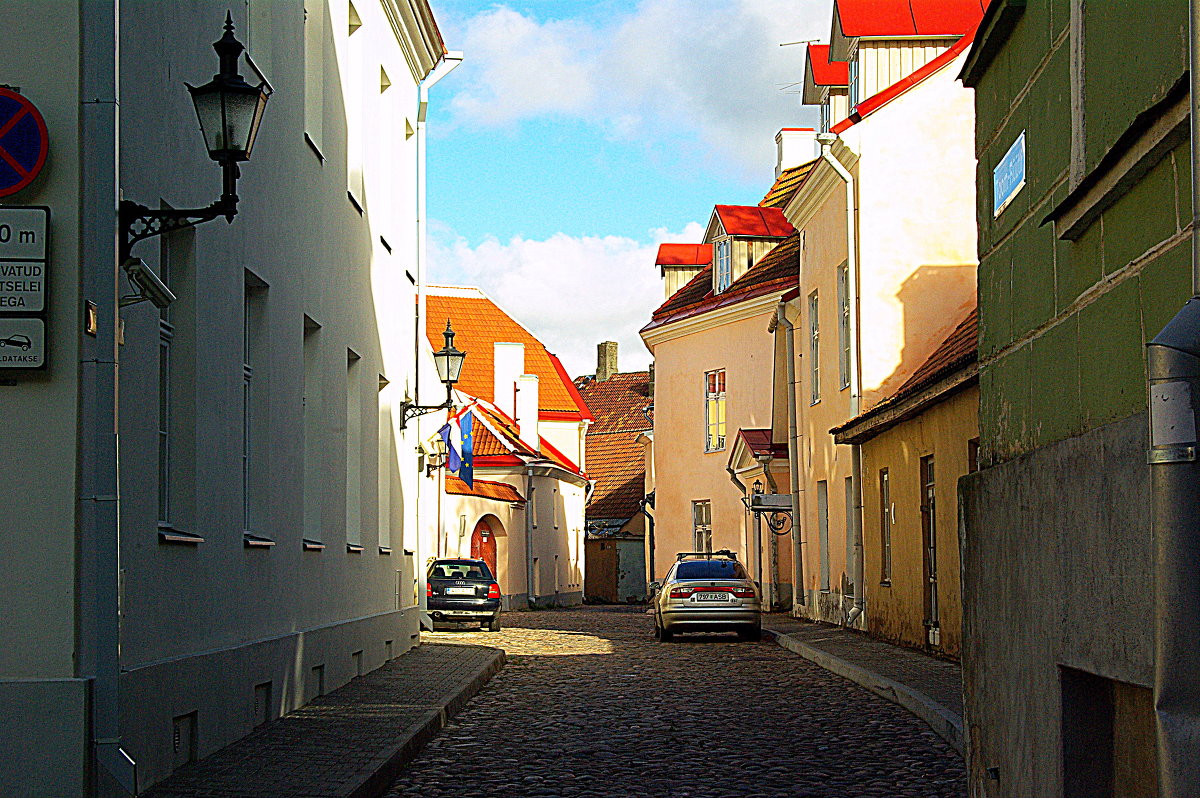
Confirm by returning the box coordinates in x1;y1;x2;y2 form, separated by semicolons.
704;369;726;452
808;291;820;404
879;468;892;584
848;57;860;110
715;239;732;293
837;262;851;390
820;102;830;134
692;500;712;552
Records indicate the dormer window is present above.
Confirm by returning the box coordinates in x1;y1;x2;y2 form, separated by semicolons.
715;239;732;293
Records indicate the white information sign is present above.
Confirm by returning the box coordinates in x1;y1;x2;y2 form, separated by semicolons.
0;261;45;311
0;316;44;369
992;131;1026;217
0;206;49;260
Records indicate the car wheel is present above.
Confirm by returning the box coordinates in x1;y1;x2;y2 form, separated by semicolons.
737;626;762;642
486;615;501;632
654;617;673;642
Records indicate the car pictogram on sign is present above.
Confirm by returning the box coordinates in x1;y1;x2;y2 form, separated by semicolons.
0;334;32;351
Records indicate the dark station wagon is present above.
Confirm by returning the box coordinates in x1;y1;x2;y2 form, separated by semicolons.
426;558;502;631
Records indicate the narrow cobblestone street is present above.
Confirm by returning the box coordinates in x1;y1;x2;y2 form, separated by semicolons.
387;607;964;798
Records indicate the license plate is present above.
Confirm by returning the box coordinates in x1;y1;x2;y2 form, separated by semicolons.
444;610;478;616
695;591;730;602
445;587;475;595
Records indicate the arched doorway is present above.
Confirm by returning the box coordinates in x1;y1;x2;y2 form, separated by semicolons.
471;518;498;580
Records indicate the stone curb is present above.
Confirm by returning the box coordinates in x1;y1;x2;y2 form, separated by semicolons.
345;644;506;798
763;626;964;755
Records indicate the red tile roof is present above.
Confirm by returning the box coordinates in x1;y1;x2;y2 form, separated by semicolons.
829;306;977;443
426;287;592;422
577;372;652;434
714;205;795;238
445;474;525;504
893;306;978;396
760;159;818;209
735;428;789;460
835;0;986;37
577;372;651;520
645;232;801;331
830;24;979;134
807;44;849;86
656;243;713;266
467;400;586;477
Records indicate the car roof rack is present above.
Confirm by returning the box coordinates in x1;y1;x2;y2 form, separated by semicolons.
676;549;738;561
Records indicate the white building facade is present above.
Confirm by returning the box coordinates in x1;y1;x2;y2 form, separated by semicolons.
0;1;456;794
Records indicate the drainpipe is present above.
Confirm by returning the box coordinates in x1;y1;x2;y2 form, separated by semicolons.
639;492;655;590
757;455;782;609
1149;1;1200;791
817;132;865;627
525;465;537;608
773;304;806;609
79;1;137;791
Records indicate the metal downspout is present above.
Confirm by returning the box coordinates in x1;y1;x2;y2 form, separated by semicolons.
817;133;865;627
525;465;537;608
1150;2;1200;791
80;2;137;792
775;304;806;609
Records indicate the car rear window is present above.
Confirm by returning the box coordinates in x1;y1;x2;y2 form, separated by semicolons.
675;559;748;580
429;561;493;580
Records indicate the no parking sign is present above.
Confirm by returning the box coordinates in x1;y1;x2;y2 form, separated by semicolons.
0;87;48;199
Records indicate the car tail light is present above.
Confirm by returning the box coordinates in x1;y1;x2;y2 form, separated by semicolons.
487;582;501;599
669;586;698;598
426;582;433;598
732;587;756;598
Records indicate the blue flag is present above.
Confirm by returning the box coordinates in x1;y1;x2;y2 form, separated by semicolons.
459;411;474;489
438;420;462;473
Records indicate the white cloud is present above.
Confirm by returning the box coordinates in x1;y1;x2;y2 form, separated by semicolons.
429;221;707;378
445;0;829;174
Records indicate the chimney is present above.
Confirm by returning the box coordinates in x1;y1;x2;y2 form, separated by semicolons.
493;342;524;419
515;374;540;450
597;341;618;382
776;128;819;177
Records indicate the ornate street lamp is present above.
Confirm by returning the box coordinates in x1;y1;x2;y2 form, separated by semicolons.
118;12;272;276
400;320;467;429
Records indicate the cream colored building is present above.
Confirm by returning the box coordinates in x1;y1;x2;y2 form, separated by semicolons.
422;286;591;609
0;1;457;793
770;0;982;629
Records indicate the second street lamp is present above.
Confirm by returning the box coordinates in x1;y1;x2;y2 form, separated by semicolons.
401;320;467;429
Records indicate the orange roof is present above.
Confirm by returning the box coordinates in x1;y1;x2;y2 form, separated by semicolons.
577;372;650;519
806;44;848;86
467;400;586;478
445;474;525;504
645;232;801;331
760;159;817;209
714;205;795;238
656;243;713;266
834;0;985;37
893;306;978;396
426;287;591;421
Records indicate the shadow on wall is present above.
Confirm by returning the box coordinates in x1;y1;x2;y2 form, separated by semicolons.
865;263;976;407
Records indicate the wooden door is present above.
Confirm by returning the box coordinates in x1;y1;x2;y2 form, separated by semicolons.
470;519;498;580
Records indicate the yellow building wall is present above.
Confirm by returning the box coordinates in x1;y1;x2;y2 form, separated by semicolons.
646;305;782;582
859;384;978;658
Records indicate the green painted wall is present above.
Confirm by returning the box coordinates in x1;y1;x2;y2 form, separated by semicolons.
971;0;1191;466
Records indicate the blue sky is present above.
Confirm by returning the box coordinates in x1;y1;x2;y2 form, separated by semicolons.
424;0;828;376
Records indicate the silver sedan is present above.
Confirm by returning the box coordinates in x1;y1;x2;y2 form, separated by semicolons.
650;551;762;641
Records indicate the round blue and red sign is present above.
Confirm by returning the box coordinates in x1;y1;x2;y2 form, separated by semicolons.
0;87;48;199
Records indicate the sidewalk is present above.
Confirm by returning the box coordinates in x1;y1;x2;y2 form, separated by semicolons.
144;642;505;798
762;615;964;755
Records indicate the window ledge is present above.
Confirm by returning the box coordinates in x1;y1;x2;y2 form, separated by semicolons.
304;132;325;162
347;543;365;554
158;524;204;546
378;546;392;555
347;190;363;215
303;538;326;552
243;532;276;549
880;580;892;587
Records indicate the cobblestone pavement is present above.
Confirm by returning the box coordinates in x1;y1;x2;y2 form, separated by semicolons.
387;607;965;798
